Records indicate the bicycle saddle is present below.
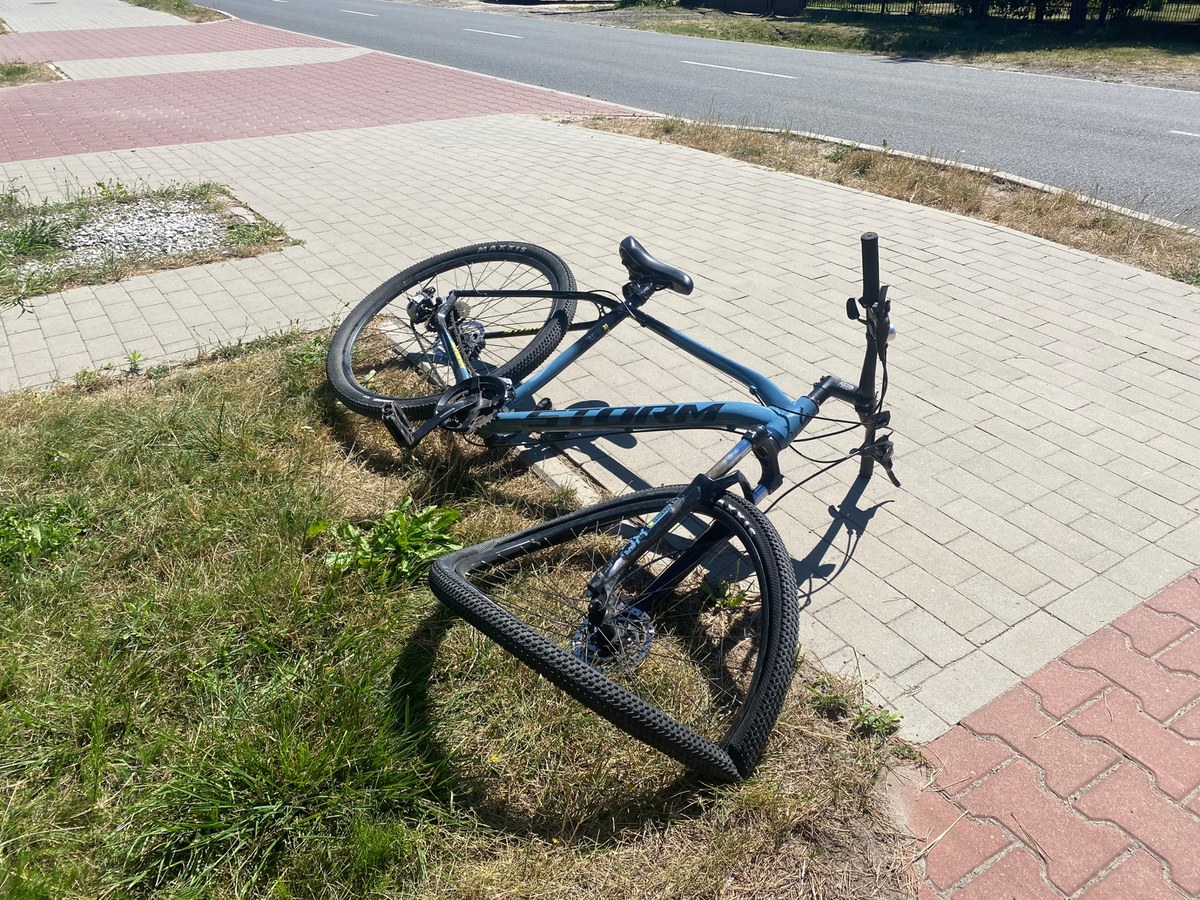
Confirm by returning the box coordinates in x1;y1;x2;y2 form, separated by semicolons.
619;236;694;295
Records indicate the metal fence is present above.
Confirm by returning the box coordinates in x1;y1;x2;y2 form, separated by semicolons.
727;0;1200;25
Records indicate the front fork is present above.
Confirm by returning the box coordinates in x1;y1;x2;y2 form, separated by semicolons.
582;431;773;647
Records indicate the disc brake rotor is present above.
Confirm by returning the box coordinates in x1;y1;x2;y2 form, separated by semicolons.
572;607;656;674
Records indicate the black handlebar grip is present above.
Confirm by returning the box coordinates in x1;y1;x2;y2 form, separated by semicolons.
860;232;879;307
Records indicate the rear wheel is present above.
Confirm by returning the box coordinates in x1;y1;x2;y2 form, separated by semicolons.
327;243;575;420
430;487;799;780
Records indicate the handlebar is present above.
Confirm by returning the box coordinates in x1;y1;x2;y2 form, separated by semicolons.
861;232;880;308
807;231;899;486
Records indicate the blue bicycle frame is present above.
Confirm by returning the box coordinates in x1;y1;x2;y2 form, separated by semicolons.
408;232;895;505
481;296;817;504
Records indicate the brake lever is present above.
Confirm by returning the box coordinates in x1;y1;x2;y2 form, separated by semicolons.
858;433;901;487
871;436;901;487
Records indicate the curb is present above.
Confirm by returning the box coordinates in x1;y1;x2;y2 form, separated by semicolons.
699;120;1198;235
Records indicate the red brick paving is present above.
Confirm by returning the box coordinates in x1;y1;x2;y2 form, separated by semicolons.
1064;627;1200;721
1171;702;1200;739
1070;689;1200;801
965;688;1119;799
1076;765;1200;894
1113;604;1194;655
1079;851;1178;900
1147;571;1200;625
959;760;1130;894
0;51;629;163
954;849;1060;900
894;568;1200;899
0;19;334;62
923;725;1013;796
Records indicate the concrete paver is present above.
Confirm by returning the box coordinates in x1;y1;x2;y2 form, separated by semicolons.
0;52;626;164
2;5;1199;895
897;569;1200;898
56;46;370;80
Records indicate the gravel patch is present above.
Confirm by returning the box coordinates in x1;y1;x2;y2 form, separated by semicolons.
66;198;228;266
2;183;292;306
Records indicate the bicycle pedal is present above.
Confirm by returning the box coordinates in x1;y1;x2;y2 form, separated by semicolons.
382;403;415;447
536;397;554;410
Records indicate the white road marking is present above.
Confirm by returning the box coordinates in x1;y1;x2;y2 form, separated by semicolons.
680;60;795;80
340;9;378;16
268;0;286;4
463;28;523;39
1170;130;1200;138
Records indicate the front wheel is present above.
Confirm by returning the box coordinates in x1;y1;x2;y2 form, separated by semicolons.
429;487;799;781
327;242;576;420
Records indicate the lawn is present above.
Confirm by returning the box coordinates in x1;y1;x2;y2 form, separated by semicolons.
0;62;59;87
0;335;911;898
121;0;227;22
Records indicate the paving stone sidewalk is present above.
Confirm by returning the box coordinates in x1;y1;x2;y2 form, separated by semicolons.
0;0;177;31
1;4;1198;895
893;569;1200;898
0;18;336;61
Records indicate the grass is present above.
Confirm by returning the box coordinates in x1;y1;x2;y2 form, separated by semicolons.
586;117;1200;287
121;0;227;22
0;62;59;87
0;336;911;898
0;180;294;308
620;7;1200;82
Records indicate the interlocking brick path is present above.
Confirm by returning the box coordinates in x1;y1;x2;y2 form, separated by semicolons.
0;20;334;62
2;117;1197;741
55;47;370;81
0;50;629;163
895;569;1200;897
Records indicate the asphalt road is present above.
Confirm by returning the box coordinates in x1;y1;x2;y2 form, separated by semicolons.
212;0;1200;225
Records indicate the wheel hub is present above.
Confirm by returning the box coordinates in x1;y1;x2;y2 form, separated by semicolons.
572;607;655;674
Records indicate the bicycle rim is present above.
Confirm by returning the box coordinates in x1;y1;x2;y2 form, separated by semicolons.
432;487;798;779
329;243;574;419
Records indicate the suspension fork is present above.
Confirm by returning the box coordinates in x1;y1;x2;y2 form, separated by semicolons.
583;430;773;638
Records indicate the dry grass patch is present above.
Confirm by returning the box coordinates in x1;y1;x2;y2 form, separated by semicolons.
122;0;227;22
0;61;58;86
586;117;1200;287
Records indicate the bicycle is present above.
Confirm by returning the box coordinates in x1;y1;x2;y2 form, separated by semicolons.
326;233;898;781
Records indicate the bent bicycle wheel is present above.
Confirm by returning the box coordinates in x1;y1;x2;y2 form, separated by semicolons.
430;487;799;781
327;242;576;420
